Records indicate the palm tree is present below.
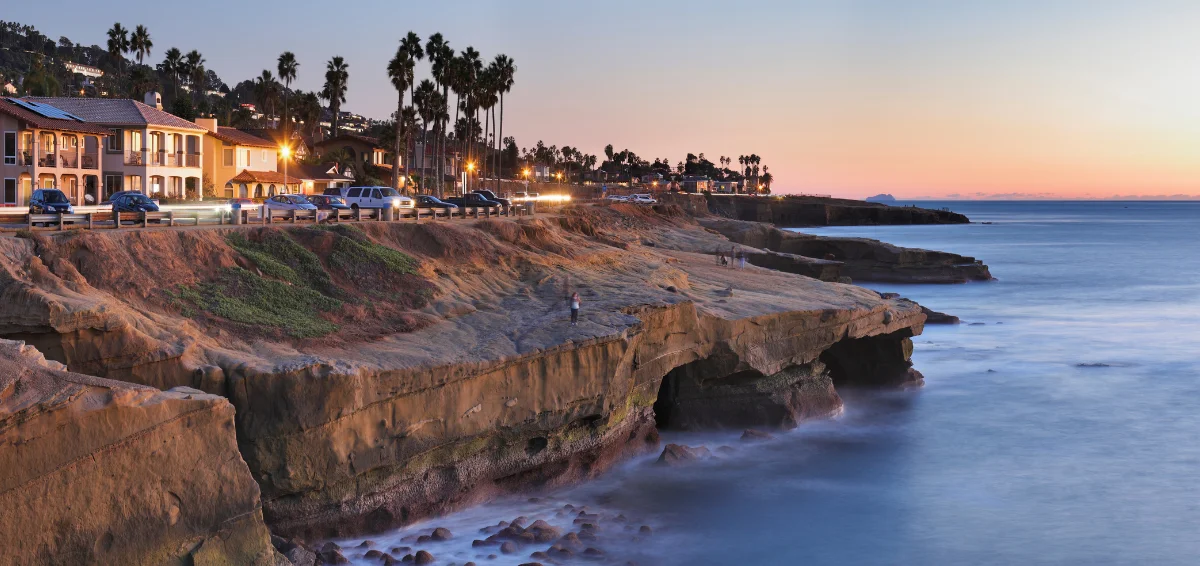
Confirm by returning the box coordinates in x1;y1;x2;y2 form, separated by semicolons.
183;50;205;104
426;33;451;196
387;44;413;190
254;70;280;124
277;51;298;140
129;65;158;100
459;47;482;167
398;32;424;188
106;23;129;87
293;91;323;140
130;25;152;65
161;47;182;97
491;54;514;191
414;80;439;192
321;56;349;137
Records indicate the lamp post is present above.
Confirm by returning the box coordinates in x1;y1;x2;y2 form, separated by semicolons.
280;144;291;193
466;162;475;194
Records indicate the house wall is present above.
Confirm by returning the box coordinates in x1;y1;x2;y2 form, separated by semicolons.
0;115;104;206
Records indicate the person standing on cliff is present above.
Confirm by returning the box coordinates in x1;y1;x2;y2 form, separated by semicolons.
738;249;747;269
570;292;581;326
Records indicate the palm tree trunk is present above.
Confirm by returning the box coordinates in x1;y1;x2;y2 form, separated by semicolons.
392;91;403;191
495;96;502;193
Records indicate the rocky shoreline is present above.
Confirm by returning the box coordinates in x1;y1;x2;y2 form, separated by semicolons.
0;200;980;564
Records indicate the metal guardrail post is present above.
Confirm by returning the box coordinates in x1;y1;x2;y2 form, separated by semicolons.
354;208;361;222
58;213;65;231
141;212;148;228
113;211;120;229
87;213;93;230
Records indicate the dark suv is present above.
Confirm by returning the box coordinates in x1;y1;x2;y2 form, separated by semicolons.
111;192;160;214
472;189;511;207
29;189;74;214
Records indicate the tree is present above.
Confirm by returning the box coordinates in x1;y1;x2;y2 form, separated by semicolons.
161;47;182;97
293;91;323;140
605;144;614;164
254;70;280;123
183;50;205;104
277;51;298;139
321;56;349;137
129;65;158;100
130;25;152;65
491;54;514;190
398;32;424;189
171;96;196;121
22;56;59;97
106;23;129;87
459;47;482;166
414;79;441;192
387;44;413;190
427;33;453;198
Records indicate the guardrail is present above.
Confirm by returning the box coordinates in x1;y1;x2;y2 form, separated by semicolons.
8;204;531;233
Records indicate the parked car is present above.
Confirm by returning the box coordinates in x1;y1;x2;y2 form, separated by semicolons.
471;189;511;207
528;192;540;199
606;195;629;202
630;194;658;204
28;189;74;215
415;195;458;210
306;194;351;211
324;186;414;210
445;193;501;208
111;192;160;214
511;191;528;200
102;190;151;206
263;194;318;212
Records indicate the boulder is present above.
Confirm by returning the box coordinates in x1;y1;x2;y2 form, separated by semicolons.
656;443;712;466
741;429;775;442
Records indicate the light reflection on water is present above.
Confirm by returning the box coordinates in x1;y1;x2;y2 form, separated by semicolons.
340;201;1200;565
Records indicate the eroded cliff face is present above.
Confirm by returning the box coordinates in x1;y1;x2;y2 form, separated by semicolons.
0;205;930;543
0;339;282;565
702;218;993;283
699;194;970;226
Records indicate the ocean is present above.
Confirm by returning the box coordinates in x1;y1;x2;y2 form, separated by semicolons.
336;201;1200;565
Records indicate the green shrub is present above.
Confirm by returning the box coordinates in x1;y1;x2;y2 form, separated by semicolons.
226;231;337;295
179;267;341;338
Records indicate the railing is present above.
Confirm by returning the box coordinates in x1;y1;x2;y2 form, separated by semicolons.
125;150;144;166
18;152;34;166
150;150;165;166
185;153;200;167
6;204;531;233
167;152;182;167
58;151;79;169
81;154;99;170
38;153;56;168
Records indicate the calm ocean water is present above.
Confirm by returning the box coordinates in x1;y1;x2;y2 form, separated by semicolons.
338;201;1200;565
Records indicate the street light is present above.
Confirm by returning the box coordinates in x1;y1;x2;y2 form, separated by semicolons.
280;144;291;193
466;162;475;193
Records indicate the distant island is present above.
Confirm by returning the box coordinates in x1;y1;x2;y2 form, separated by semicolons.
865;194;898;204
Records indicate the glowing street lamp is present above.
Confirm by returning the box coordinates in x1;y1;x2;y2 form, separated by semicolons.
280;144;292;193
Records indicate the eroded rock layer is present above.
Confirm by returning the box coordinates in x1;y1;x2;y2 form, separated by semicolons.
0;339;282;565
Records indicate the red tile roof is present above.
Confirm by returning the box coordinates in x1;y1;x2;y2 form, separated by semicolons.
208;127;275;148
0;98;111;135
228;170;305;185
24;97;207;131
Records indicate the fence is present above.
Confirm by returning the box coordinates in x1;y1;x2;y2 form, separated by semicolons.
6;204;532;233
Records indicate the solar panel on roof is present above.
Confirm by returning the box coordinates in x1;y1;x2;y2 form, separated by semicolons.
7;98;85;122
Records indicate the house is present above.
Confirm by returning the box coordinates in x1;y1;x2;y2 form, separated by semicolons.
679;175;711;193
0;97;110;206
28;93;208;200
195;117;302;198
292;162;354;194
712;181;739;194
312;133;394;171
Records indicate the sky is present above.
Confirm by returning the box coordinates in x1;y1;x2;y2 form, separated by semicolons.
9;0;1200;199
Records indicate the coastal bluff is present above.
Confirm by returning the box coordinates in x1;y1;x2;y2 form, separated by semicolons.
0;203;937;549
0;340;283;565
697;194;969;226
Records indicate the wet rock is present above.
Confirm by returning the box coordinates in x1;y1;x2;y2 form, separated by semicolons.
472;539;495;547
383;555;402;566
359;540;376;548
740;429;774;442
639;525;653;535
322;542;342;553
501;541;518;554
465;563;476;566
319;548;350;564
390;546;411;554
517;531;537;544
285;546;318;566
921;306;960;324
518;563;545;566
510;516;529;528
416;535;431;543
431;527;453;541
716;445;736;456
527;497;541;503
656;443;711;466
530;550;552;560
584;547;606;557
559;532;585;550
402;554;414;562
366;549;384;559
414;550;435;565
614;514;627;523
969;322;986;326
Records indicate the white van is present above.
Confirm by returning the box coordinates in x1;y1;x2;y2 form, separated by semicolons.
324;186;414;210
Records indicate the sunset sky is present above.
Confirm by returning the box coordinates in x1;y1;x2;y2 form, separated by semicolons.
11;0;1200;199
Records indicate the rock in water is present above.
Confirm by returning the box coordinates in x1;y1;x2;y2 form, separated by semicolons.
431;527;453;541
741;429;775;442
656;443;712;466
413;550;435;564
921;306;961;324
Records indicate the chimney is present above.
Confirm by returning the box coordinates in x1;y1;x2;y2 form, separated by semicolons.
144;91;162;110
194;117;219;132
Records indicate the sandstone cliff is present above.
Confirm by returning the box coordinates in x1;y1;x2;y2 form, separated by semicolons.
702;217;993;283
0;204;931;544
701;194;970;226
0;339;283;565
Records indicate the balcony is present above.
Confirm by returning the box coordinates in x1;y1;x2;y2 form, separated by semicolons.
151;150;166;166
38;153;56;168
125;150;144;166
167;152;182;167
81;153;99;170
185;153;200;167
18;151;34;166
58;150;80;169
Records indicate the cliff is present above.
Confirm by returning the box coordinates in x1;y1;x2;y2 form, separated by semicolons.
701;194;969;226
0;204;930;544
0;339;283;565
702;218;992;283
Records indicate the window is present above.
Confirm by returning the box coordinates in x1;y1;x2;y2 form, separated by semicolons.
3;179;16;205
239;149;250;167
104;175;123;196
347;188;361;198
224;182;234;198
107;129;123;152
261;150;268;162
370;189;381;199
223;149;234;167
2;132;13;165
